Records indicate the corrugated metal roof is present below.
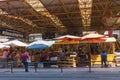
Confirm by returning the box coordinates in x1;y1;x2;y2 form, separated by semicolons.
0;0;119;34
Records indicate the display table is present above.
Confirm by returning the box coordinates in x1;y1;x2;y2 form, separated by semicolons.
91;54;115;66
58;56;76;67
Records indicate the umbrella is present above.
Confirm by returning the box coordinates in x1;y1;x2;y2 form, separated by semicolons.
27;40;55;50
103;37;116;42
81;33;106;43
81;33;106;40
27;44;48;50
54;35;81;41
3;40;28;47
28;40;55;47
54;35;81;54
0;43;10;49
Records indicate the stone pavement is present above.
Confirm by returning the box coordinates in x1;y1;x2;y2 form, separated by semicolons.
0;67;120;80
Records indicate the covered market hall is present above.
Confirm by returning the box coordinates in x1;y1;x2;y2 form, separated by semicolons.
0;0;120;69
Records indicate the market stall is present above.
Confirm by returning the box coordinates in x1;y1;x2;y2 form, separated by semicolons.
1;40;28;67
53;35;81;67
53;33;117;67
90;37;116;67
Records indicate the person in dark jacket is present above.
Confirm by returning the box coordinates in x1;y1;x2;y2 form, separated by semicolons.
101;50;107;67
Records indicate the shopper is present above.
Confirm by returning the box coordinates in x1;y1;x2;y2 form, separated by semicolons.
21;50;29;72
100;50;107;67
60;50;65;61
0;48;9;67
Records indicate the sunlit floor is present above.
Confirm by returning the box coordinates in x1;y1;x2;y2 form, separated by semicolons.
0;67;120;80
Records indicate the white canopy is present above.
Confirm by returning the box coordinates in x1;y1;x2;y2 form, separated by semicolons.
3;40;28;47
0;43;10;49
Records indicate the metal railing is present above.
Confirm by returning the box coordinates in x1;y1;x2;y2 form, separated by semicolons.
0;60;115;73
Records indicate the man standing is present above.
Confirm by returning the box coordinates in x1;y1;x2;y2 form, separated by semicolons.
60;50;65;61
101;50;107;67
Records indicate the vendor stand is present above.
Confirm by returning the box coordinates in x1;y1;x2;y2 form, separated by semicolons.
53;35;81;68
90;37;116;67
53;34;116;68
54;40;79;67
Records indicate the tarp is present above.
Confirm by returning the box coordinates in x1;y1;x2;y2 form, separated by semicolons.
3;40;28;47
0;43;10;49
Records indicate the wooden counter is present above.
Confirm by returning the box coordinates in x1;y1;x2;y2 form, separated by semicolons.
57;56;76;67
91;54;115;66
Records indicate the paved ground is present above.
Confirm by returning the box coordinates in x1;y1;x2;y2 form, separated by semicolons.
0;67;120;80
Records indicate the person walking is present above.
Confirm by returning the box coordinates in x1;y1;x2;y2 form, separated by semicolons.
100;50;107;67
21;50;29;72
